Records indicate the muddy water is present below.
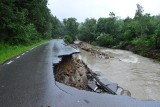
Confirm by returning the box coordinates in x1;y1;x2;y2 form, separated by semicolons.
78;48;160;100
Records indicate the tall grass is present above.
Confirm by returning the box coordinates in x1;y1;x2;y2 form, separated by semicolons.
0;40;48;64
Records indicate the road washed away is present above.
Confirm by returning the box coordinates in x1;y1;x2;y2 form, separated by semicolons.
54;53;131;95
50;39;160;107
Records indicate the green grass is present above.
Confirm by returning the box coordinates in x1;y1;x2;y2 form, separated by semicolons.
0;40;48;64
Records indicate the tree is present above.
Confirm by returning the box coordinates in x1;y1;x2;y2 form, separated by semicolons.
78;18;97;43
153;23;160;49
63;18;79;40
50;16;63;38
97;12;117;36
134;4;144;19
0;0;53;44
134;4;149;37
96;33;113;47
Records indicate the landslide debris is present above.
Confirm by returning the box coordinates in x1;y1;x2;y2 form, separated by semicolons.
71;42;114;59
54;55;89;90
54;42;131;96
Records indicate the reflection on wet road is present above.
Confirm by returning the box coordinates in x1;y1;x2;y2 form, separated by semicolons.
79;48;160;100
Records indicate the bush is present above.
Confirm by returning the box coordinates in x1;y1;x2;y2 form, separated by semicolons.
5;37;30;45
132;37;152;47
64;35;74;44
96;33;113;47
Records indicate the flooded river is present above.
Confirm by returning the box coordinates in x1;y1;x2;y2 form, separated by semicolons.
79;48;160;100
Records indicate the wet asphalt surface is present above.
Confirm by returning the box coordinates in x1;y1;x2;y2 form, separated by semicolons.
0;39;160;107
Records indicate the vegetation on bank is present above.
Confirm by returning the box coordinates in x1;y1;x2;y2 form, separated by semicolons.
0;0;63;63
76;4;160;61
0;40;47;64
1;1;160;62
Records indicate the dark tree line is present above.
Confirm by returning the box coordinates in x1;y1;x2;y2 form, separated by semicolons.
0;0;63;45
77;4;160;51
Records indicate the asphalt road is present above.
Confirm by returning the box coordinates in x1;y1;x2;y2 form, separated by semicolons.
0;39;160;107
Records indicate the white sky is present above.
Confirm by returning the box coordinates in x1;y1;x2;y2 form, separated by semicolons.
47;0;160;22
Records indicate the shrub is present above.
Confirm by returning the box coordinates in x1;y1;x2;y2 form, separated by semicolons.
96;33;113;47
131;37;151;47
5;37;30;45
64;35;74;44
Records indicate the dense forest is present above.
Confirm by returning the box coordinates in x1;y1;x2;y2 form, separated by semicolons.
0;0;63;45
0;1;160;61
63;4;160;61
0;0;63;63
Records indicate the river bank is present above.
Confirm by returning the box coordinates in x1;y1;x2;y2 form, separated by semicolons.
54;41;132;96
73;41;160;100
113;42;160;62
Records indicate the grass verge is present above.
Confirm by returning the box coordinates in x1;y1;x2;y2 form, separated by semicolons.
0;40;48;64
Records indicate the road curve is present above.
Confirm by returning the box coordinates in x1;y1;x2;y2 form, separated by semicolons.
0;39;160;107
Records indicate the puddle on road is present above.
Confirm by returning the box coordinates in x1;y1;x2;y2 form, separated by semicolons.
78;48;160;100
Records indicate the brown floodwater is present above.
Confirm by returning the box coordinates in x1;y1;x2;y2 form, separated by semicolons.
78;48;160;100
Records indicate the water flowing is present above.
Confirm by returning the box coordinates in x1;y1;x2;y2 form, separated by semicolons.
78;48;160;100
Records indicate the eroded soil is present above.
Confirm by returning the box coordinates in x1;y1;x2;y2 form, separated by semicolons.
54;55;89;90
71;42;113;59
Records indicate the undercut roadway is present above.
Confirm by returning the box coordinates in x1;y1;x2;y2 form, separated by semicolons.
0;39;160;107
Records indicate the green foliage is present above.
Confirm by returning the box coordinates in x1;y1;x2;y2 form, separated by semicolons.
64;35;74;44
5;37;30;45
153;26;160;49
96;33;114;47
63;18;79;41
0;0;52;44
77;4;160;61
0;40;47;63
134;4;144;19
96;13;117;36
50;16;63;38
78;18;97;43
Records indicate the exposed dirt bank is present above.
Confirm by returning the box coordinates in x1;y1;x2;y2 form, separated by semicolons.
54;55;89;90
54;54;131;95
71;42;113;59
54;41;131;95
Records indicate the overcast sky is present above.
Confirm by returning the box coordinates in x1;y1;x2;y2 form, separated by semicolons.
47;0;160;22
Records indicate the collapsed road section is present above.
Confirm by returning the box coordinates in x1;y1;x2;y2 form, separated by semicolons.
54;42;131;96
51;40;160;107
0;39;160;107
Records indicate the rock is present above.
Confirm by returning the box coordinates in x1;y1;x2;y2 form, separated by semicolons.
121;90;131;96
64;76;69;84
